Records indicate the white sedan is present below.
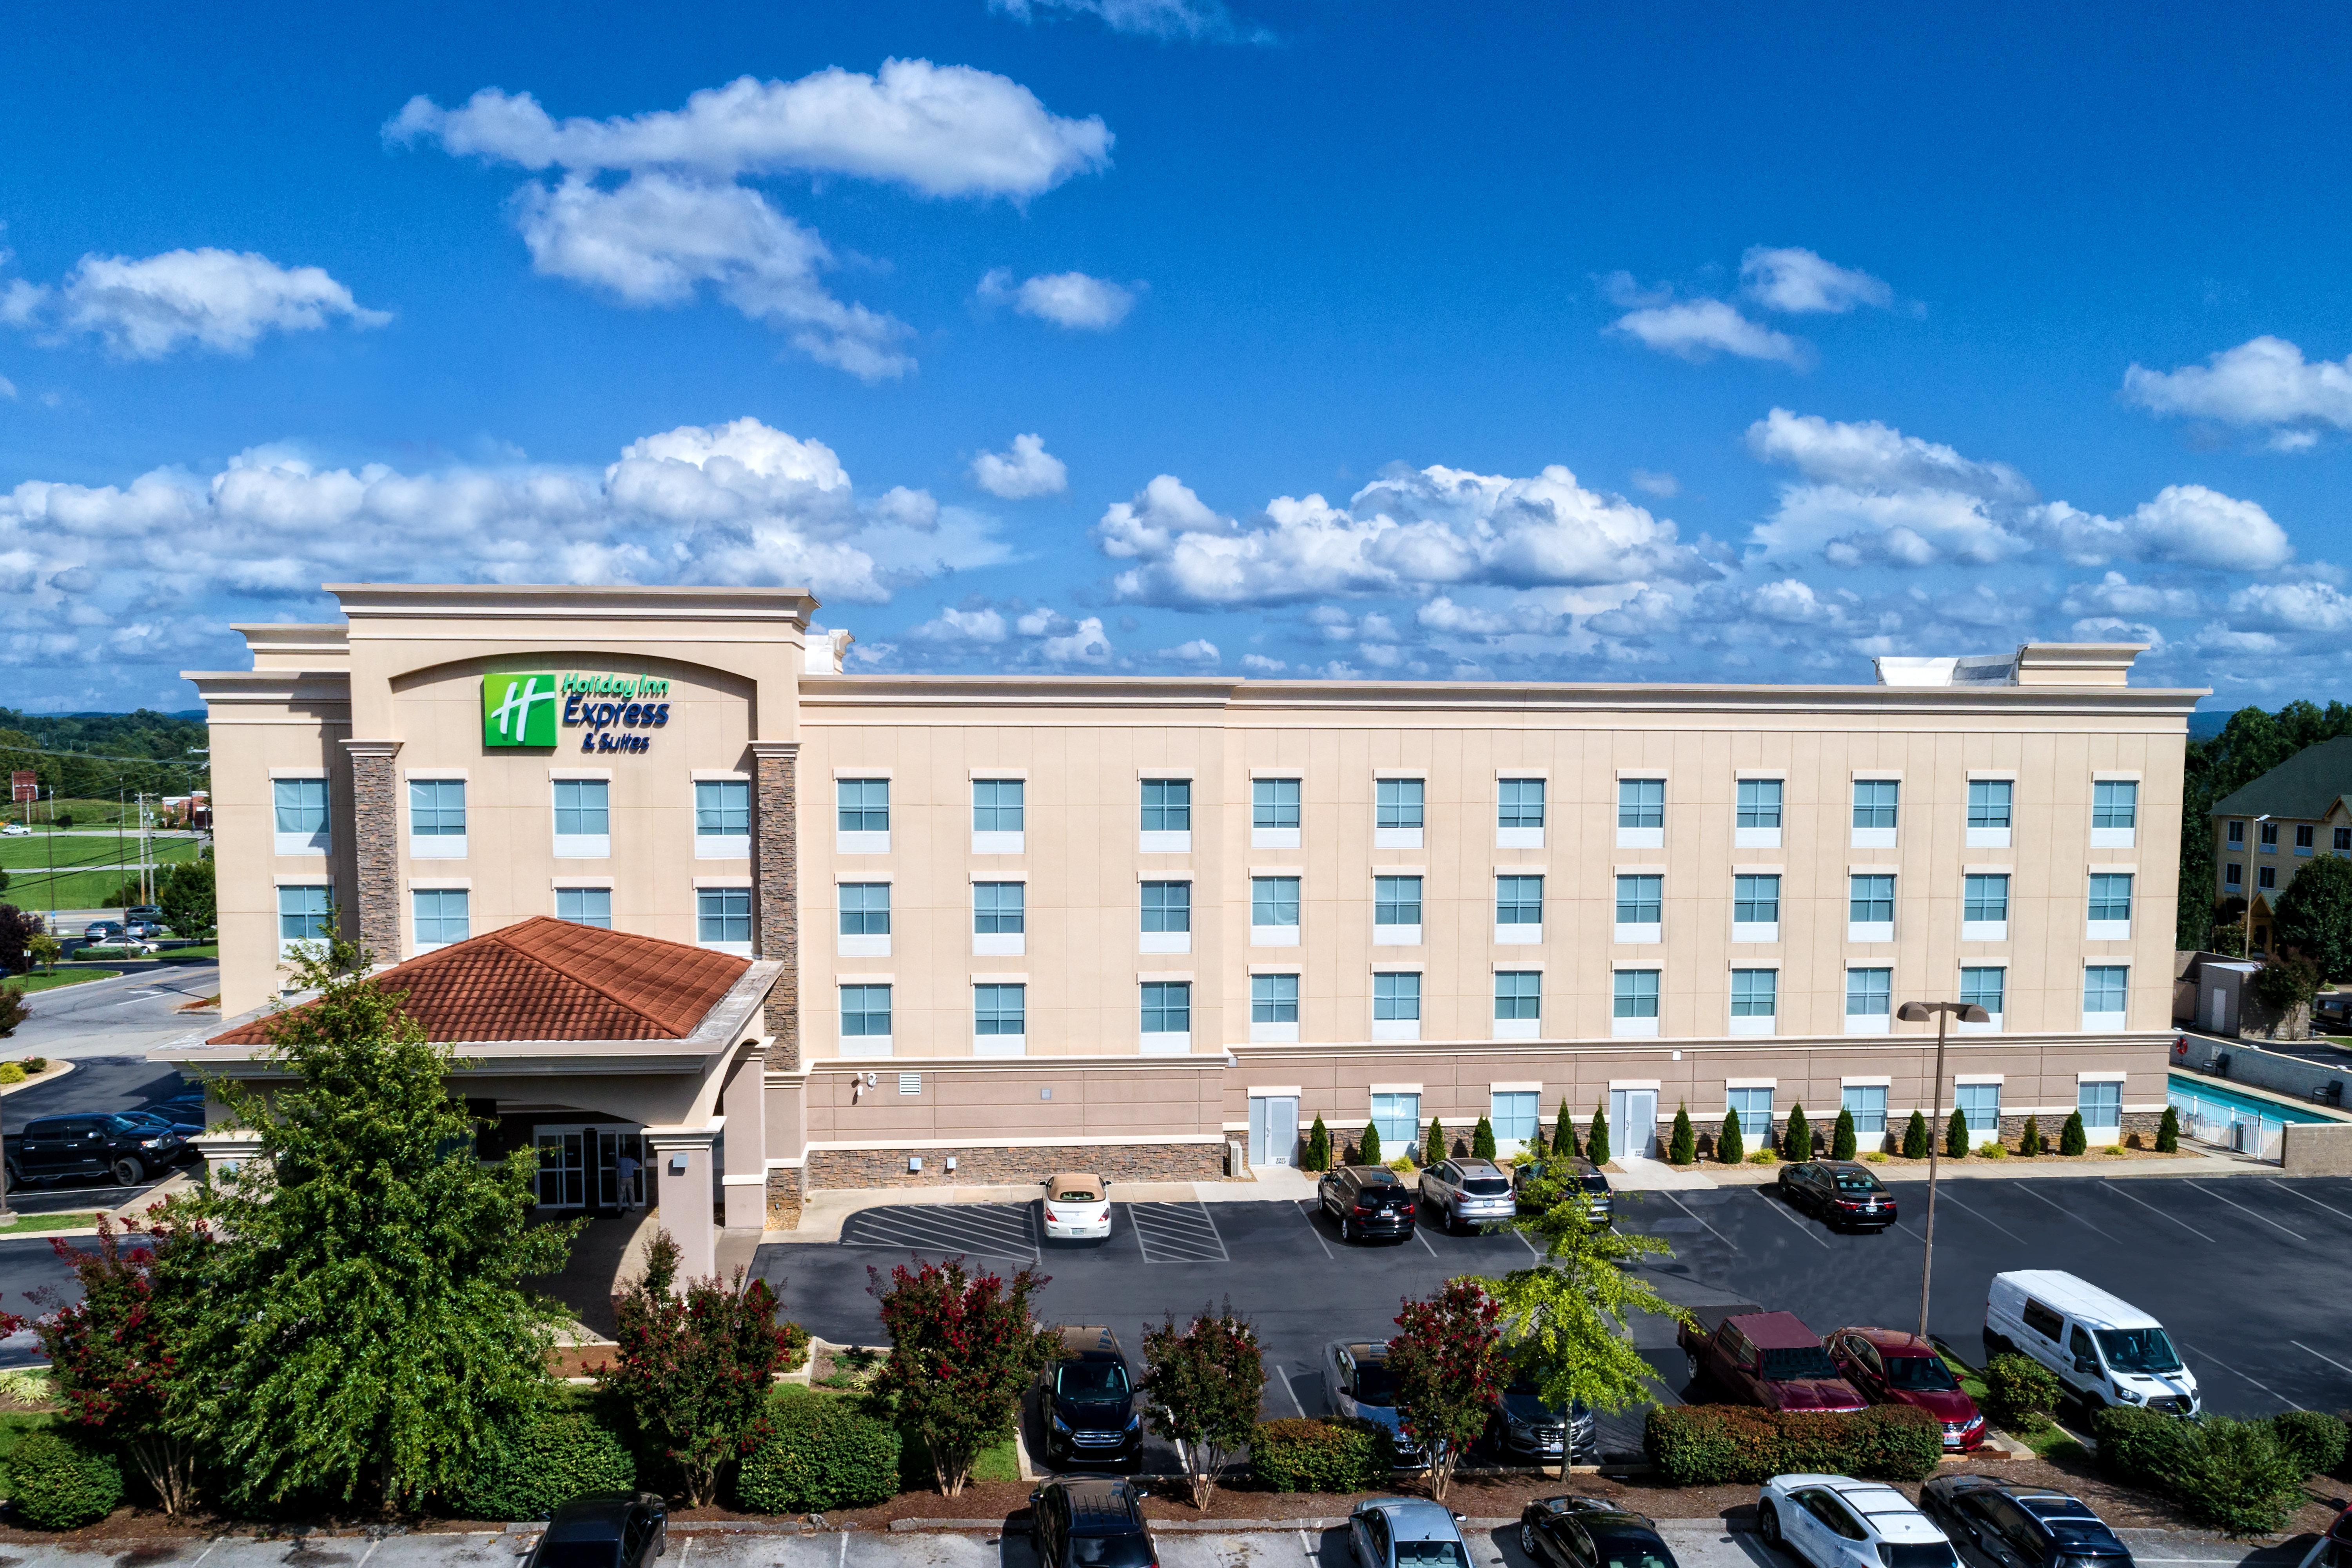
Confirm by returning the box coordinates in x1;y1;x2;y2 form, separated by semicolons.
0;823;27;837
1759;1474;1959;1568
1042;1172;1111;1241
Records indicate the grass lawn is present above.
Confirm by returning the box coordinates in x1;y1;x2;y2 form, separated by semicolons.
0;833;200;871
163;943;218;959
0;1212;102;1236
1;867;159;907
6;968;120;994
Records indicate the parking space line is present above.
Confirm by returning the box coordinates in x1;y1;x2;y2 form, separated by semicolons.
1126;1201;1229;1263
2270;1180;2352;1224
2294;1339;2352;1379
1414;1227;1437;1256
1195;1202;1230;1260
2181;1338;2303;1411
1277;1365;1305;1417
838;1205;1039;1261
2102;1179;2216;1243
2012;1181;2121;1241
1662;1191;1739;1250
1292;1200;1334;1259
1753;1189;1829;1247
1938;1190;2025;1243
1513;1222;1539;1259
2184;1181;2305;1241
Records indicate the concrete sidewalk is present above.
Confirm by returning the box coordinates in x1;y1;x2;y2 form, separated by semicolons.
773;1167;1317;1242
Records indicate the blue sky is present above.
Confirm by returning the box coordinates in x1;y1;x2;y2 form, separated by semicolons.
7;1;2352;710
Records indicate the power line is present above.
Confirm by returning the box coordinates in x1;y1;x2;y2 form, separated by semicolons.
0;742;209;768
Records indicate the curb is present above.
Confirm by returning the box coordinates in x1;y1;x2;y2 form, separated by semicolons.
0;1061;73;1098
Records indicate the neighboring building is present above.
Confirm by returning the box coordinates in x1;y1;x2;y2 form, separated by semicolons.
2209;735;2352;955
158;585;2195;1272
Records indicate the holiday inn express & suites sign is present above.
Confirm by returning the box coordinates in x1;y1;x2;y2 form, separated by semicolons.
483;672;672;753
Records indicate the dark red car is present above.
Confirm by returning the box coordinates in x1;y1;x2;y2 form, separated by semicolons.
1678;1308;1867;1413
1826;1326;1986;1450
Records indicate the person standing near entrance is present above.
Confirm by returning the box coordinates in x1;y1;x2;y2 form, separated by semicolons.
616;1150;641;1212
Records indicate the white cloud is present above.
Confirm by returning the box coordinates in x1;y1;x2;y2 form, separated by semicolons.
9;248;387;360
0;375;13;399
988;0;1254;40
388;61;1111;198
1739;247;1893;314
1745;408;2028;499
1095;463;1709;607
2123;336;2352;438
1036;614;1112;664
1240;653;1286;674
970;432;1069;497
514;173;911;379
1628;468;1678;498
2032;486;2292;572
1608;299;1807;367
1156;637;1220;663
979;268;1138;330
912;606;1010;642
2224;580;2352;634
2059;571;2198;619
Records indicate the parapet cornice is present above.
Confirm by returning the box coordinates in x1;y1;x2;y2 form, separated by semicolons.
326;583;819;626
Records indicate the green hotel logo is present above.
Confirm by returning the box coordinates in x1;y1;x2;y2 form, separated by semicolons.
483;672;560;747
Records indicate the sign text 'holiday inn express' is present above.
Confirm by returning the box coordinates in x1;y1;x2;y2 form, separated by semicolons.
483;672;672;753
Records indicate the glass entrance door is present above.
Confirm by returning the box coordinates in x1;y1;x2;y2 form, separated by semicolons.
595;1129;645;1208
534;1125;644;1209
535;1129;586;1207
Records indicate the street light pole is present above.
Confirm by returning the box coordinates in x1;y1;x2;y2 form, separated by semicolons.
1897;999;1992;1341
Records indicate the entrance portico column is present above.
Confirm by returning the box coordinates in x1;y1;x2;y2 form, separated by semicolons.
721;1044;768;1229
748;741;800;1068
643;1122;722;1290
341;739;402;964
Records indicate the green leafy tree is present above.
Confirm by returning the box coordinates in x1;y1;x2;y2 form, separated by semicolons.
1718;1106;1745;1163
1471;1116;1497;1160
168;935;578;1512
1423;1117;1447;1167
869;1256;1055;1497
1386;1278;1509;1503
1358;1120;1382;1166
1902;1109;1931;1158
1587;1100;1610;1166
1303;1115;1331;1172
1139;1301;1266;1509
28;932;60;975
157;859;216;942
598;1230;797;1508
1945;1109;1971;1158
2276;853;2352;981
1553;1099;1580;1160
1784;1103;1813;1161
1488;1181;1693;1479
0;986;26;1039
0;904;40;975
1668;1104;1695;1165
2156;1105;2180;1152
2060;1110;2088;1156
2018;1116;2043;1157
1831;1107;1857;1161
1522;1123;1548;1160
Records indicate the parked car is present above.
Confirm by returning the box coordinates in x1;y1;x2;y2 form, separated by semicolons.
119;1106;205;1140
1318;1164;1417;1243
123;919;164;940
1347;1497;1472;1568
1043;1172;1112;1241
1777;1161;1898;1231
81;920;125;943
2319;1502;2352;1568
1518;1496;1680;1568
1484;1374;1597;1465
1038;1326;1141;1467
1679;1309;1867;1412
0;822;28;837
1513;1158;1613;1226
1027;1475;1158;1568
1322;1340;1425;1466
1758;1474;1959;1568
124;905;163;926
1984;1270;2199;1416
1825;1328;1985;1450
8;1113;185;1187
1919;1475;2134;1568
524;1493;668;1568
1419;1157;1516;1232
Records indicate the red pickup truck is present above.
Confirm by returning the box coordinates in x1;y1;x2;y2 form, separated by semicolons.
1677;1307;1868;1413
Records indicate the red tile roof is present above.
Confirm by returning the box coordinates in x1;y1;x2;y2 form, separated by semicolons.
211;917;755;1046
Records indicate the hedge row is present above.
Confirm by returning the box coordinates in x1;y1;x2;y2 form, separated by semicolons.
736;1390;900;1514
2092;1406;2342;1535
7;1431;123;1530
1644;1405;1942;1485
445;1410;637;1522
1251;1418;1397;1493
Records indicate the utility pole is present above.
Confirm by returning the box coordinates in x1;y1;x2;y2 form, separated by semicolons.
1898;999;1993;1340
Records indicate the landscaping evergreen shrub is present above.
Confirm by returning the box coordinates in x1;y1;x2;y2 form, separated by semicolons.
1588;1102;1610;1166
1981;1354;2060;1431
446;1409;636;1521
1250;1417;1394;1492
1643;1405;1939;1486
1945;1110;1970;1158
1553;1100;1580;1160
2270;1409;2348;1478
0;1062;27;1086
1784;1103;1813;1161
8;1429;124;1529
1471;1117;1496;1160
1669;1104;1695;1165
1522;1125;1548;1159
1718;1107;1744;1163
1901;1110;1930;1159
1303;1116;1331;1172
736;1391;900;1514
1423;1118;1446;1168
1358;1122;1381;1166
1831;1107;1856;1161
2060;1111;2088;1156
2018;1116;2042;1157
2094;1408;2307;1534
2156;1107;2180;1152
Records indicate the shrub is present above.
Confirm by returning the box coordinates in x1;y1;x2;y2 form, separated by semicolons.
1945;1110;1970;1158
1643;1405;1940;1485
2270;1409;2348;1478
1423;1118;1446;1168
1784;1103;1813;1161
2094;1408;2306;1534
1977;1142;2007;1159
1981;1354;2059;1431
1552;1100;1580;1160
1669;1104;1695;1165
8;1429;124;1528
0;1062;27;1085
1587;1102;1610;1166
1250;1417;1394;1492
1901;1110;1930;1159
1718;1106;1745;1163
1746;1149;1777;1165
1830;1107;1857;1161
1358;1121;1382;1166
2156;1107;2180;1152
2254;955;2323;1014
2018;1116;2042;1156
1303;1115;1331;1172
1140;1302;1265;1509
1471;1117;1496;1160
447;1409;636;1521
735;1391;900;1514
2060;1111;2088;1156
19;1056;44;1073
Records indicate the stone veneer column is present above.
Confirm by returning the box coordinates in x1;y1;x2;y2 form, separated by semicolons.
749;740;800;1069
341;739;401;965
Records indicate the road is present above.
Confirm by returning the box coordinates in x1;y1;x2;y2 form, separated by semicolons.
8;961;221;1059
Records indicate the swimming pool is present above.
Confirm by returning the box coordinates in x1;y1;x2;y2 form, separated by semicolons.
2167;1070;2346;1160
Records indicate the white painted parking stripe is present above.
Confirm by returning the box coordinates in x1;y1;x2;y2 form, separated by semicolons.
1277;1364;1305;1417
1414;1226;1437;1256
1937;1190;2025;1243
1663;1190;1739;1250
2181;1338;2304;1411
2013;1181;2121;1242
2294;1339;2352;1379
2101;1179;2216;1243
2184;1180;2305;1241
1125;1201;1229;1263
838;1205;1038;1261
1753;1188;1829;1247
1292;1200;1334;1259
2271;1179;2352;1224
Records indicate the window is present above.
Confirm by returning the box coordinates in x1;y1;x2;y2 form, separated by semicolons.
1374;875;1423;926
1727;1085;1773;1122
2078;1080;2122;1130
1968;780;2013;829
1141;779;1191;831
1373;972;1422;1020
1737;779;1782;828
2298;823;2317;853
837;778;889;833
412;888;470;947
1491;1090;1539;1145
1733;874;1780;924
1496;875;1543;926
1251;973;1299;1024
274;777;328;838
1850;874;1896;924
2224;862;2242;888
1495;971;1541;1020
2259;865;2277;890
1253;777;1301;829
1498;778;1546;829
2260;821;2279;847
2338;828;2352;854
975;984;1025;1036
1960;966;2005;1018
555;886;612;928
975;882;1025;933
1731;968;1777;1016
839;883;891;936
696;887;752;946
1853;779;1899;829
1615;874;1662;924
1613;969;1660;1019
1956;1083;2000;1141
1963;874;2009;923
553;779;610;835
2083;965;2129;1021
1376;778;1424;829
973;779;1025;832
1141;880;1192;932
1142;981;1192;1034
695;779;751;837
2087;873;2132;924
2092;780;2138;829
1618;778;1664;829
1370;1091;1420;1151
1252;876;1301;930
277;884;330;946
840;984;892;1038
2227;820;2245;844
1842;1084;1888;1134
1846;967;1892;1016
409;779;466;837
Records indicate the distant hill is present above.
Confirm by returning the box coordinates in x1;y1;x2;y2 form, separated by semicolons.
0;708;209;759
0;708;210;800
2187;711;2230;739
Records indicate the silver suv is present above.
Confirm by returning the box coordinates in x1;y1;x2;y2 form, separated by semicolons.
1418;1157;1516;1233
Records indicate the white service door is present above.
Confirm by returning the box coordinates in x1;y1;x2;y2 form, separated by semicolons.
1609;1088;1659;1157
2209;986;2228;1032
1249;1095;1299;1167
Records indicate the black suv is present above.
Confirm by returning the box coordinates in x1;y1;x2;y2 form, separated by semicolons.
1318;1164;1416;1243
1776;1160;1898;1231
1039;1326;1142;1467
1028;1476;1158;1568
1518;1495;1681;1568
1514;1158;1614;1227
10;1114;185;1187
525;1493;668;1568
1920;1475;2132;1568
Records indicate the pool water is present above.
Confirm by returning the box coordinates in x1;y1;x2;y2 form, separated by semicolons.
2166;1070;2345;1124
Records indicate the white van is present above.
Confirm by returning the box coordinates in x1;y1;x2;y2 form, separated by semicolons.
1984;1270;2199;1416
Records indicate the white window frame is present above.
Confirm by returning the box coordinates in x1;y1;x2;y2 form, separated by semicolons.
552;776;613;860
838;982;893;1058
1251;775;1303;850
972;777;1026;856
1615;776;1665;850
693;775;752;860
1139;776;1192;855
1497;775;1546;849
1731;871;1780;944
1375;776;1425;849
837;880;891;959
406;773;467;861
1735;777;1783;849
1962;872;2010;943
1251;873;1302;947
272;774;331;857
1851;777;1900;849
1848;871;1896;944
695;884;754;957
